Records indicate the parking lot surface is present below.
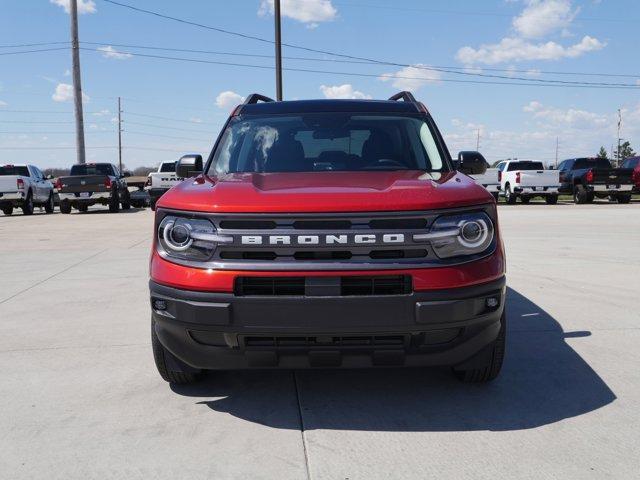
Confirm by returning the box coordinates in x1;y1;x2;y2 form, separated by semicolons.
1;203;639;479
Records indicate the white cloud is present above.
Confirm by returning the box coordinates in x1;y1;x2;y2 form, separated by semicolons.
319;84;371;99
189;117;203;123
50;0;96;14
379;64;442;91
258;0;337;26
522;101;609;129
52;83;89;103
215;91;245;110
64;69;71;76
0;100;7;106
98;46;132;60
513;0;579;38
456;35;605;65
92;109;110;116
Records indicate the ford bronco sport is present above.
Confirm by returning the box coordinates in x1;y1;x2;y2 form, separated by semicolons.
150;92;506;384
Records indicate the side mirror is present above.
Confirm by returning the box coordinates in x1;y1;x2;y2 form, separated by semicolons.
457;151;488;175
46;174;54;180
122;171;131;178
176;154;203;178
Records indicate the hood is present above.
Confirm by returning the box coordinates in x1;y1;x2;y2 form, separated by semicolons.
157;170;492;213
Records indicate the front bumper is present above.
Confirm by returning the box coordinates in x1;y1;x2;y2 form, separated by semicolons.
150;276;506;370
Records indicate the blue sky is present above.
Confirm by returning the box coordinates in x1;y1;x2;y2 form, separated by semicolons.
1;0;639;169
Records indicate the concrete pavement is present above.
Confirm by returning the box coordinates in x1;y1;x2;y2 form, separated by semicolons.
0;203;638;479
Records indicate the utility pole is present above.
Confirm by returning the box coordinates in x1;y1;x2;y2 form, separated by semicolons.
476;129;480;150
274;0;283;101
555;137;559;168
117;97;123;172
70;0;86;164
616;109;622;167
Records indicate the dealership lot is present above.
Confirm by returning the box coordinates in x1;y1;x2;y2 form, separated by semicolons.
1;204;639;479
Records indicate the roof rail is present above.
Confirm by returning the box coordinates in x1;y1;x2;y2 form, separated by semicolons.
388;91;417;103
244;93;275;105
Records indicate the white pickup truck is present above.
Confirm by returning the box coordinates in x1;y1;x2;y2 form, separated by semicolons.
471;167;500;201
0;164;55;215
497;160;560;204
146;161;182;210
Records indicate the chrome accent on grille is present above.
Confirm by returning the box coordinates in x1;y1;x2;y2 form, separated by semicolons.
156;207;496;271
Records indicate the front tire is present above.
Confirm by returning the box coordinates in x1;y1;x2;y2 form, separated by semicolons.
505;184;517;205
520;196;531;204
2;206;13;215
60;201;72;214
151;320;204;384
44;193;55;213
453;310;506;383
22;191;34;215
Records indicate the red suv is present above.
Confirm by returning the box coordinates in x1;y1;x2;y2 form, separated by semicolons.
149;92;506;385
621;156;640;193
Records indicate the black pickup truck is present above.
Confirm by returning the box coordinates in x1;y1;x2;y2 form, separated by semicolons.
557;157;634;204
55;163;131;213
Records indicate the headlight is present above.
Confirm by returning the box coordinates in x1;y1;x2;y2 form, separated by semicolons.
158;215;232;261
413;212;494;259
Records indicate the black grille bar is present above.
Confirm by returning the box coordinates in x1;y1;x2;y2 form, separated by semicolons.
234;275;412;297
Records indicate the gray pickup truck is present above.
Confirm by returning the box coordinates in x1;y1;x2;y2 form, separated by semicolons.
56;163;131;213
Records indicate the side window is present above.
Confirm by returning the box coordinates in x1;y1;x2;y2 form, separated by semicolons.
111;165;119;177
497;162;506;172
557;161;566;171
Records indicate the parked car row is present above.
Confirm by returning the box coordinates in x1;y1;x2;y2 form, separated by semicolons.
469;155;639;204
2;154;639;216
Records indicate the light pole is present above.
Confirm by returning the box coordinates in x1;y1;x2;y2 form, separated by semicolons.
70;0;86;164
274;0;283;100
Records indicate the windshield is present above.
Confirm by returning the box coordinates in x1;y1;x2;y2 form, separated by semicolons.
507;161;544;171
0;165;29;176
208;113;446;175
70;164;114;176
574;158;611;169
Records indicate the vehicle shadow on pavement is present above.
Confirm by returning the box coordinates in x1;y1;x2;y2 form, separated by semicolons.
172;287;616;431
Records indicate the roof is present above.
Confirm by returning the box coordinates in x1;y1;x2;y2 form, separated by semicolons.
238;99;424;115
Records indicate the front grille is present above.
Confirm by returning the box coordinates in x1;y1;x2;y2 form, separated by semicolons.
341;275;411;296
158;207;496;270
235;275;412;296
243;334;407;349
235;277;305;296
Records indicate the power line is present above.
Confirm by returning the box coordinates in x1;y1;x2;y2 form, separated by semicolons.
78;47;640;89
82;41;640;79
0;41;69;48
0;47;69;56
3;38;637;80
0;120;111;124
124;120;216;133
123;130;207;142
124;111;220;125
96;0;640;88
0;145;206;153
